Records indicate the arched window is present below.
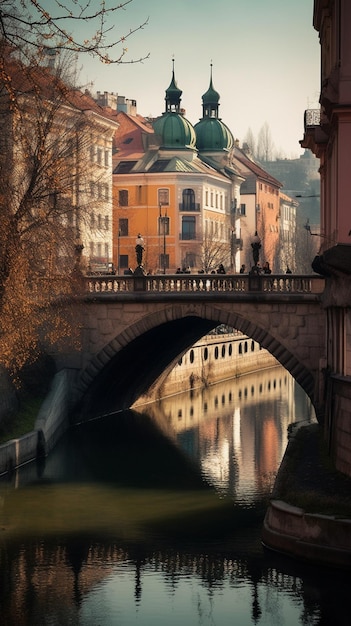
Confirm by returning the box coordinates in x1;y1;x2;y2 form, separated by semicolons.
182;188;196;211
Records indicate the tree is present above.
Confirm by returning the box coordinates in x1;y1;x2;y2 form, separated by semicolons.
200;226;230;273
242;128;256;158
0;1;149;66
257;122;275;162
0;1;145;382
0;54;117;381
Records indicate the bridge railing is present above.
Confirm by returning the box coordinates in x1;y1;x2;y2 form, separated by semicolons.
84;273;325;295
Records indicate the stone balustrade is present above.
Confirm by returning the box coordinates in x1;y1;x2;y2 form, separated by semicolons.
84;273;325;296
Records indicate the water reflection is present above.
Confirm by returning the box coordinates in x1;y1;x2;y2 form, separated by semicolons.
0;367;349;626
138;366;314;502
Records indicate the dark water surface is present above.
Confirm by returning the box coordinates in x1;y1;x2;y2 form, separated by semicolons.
0;366;350;625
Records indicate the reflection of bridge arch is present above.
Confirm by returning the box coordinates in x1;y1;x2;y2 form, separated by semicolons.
72;298;324;422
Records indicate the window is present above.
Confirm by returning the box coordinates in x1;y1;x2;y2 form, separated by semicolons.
97;148;102;165
184;252;196;268
158;188;169;206
119;189;128;206
159;253;169;269
105;215;109;230
119;218;128;236
182;216;196;240
120;254;128;269
104;150;109;167
240;203;246;216
158;216;170;236
182;188;195;211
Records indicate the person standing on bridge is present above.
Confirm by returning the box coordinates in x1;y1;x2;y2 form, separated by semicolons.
135;234;145;266
251;231;261;267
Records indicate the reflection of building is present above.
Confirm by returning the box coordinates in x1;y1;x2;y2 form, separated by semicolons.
140;366;313;502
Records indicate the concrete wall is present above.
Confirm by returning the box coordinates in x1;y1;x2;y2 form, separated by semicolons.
34;368;76;454
327;374;351;477
262;499;351;569
0;369;75;476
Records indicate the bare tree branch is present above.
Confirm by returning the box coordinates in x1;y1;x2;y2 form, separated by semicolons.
0;0;149;64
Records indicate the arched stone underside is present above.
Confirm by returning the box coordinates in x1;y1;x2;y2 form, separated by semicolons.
72;299;325;422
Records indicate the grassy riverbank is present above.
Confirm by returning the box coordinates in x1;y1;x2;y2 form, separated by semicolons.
0;396;43;445
273;422;351;518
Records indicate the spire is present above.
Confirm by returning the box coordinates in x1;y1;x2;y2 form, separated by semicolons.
165;57;182;113
201;62;220;119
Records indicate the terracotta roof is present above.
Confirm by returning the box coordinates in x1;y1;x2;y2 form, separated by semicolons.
113;110;154;159
232;147;283;188
1;49;118;124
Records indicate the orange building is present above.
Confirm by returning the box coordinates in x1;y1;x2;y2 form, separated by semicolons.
231;145;282;272
112;65;244;274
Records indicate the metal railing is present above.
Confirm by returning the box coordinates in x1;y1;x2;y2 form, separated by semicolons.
304;109;321;129
84;273;325;296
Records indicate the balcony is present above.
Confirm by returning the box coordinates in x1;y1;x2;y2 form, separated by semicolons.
304;109;321;128
300;108;328;155
179;203;200;212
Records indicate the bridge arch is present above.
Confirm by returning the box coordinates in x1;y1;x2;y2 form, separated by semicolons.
73;299;324;421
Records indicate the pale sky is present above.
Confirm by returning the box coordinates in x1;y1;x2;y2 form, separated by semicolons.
72;0;320;158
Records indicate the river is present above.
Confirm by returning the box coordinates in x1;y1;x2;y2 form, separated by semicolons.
0;365;350;625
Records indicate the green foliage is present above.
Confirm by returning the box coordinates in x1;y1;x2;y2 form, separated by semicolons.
0;396;42;444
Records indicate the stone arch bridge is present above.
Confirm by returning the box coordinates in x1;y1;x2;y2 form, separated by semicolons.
56;273;326;423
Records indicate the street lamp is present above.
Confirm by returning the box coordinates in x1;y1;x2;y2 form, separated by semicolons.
117;228;121;275
159;204;169;274
73;233;84;273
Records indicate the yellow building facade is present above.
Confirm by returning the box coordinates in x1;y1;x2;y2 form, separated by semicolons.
113;66;243;274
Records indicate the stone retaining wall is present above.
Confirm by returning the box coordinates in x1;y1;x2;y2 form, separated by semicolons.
262;499;351;569
328;374;351;477
0;369;75;476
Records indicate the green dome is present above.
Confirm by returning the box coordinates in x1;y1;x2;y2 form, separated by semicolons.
153;112;196;149
202;78;220;106
194;117;234;151
165;73;182;109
